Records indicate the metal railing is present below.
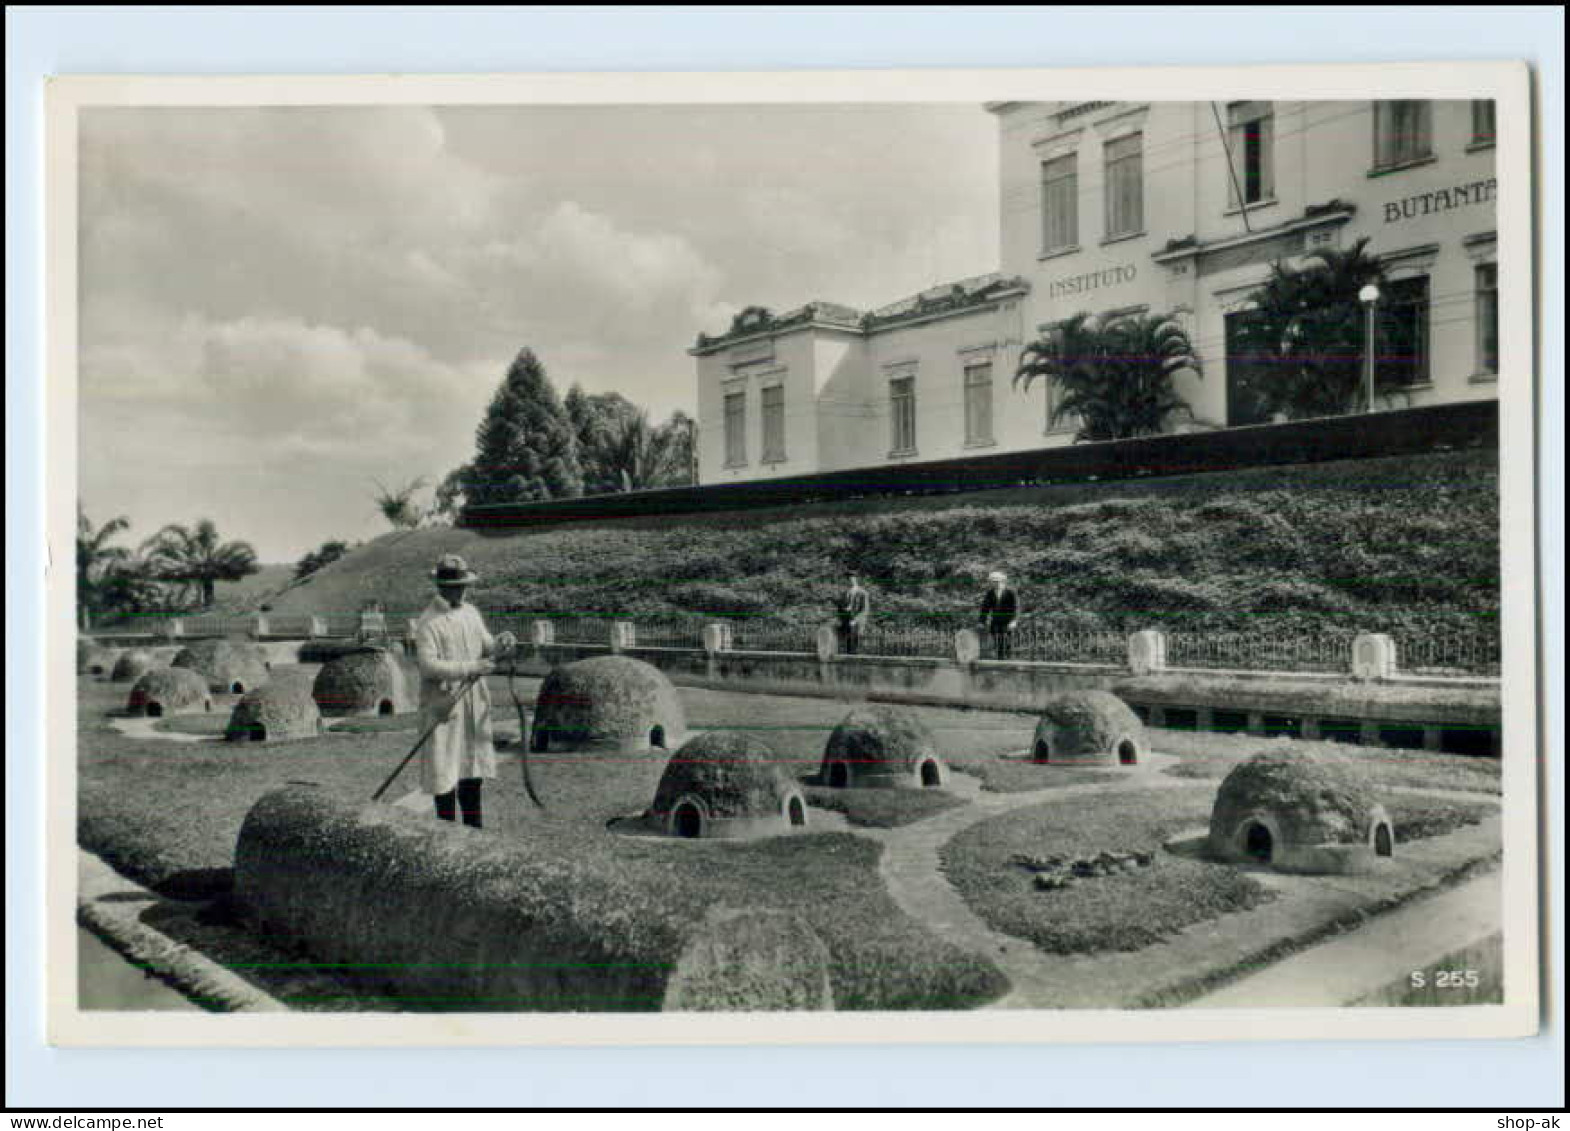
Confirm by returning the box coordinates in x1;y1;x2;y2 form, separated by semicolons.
1009;622;1127;665
88;607;1502;679
856;623;953;659
634;615;708;650
1165;629;1357;674
727;618;819;654
1396;630;1502;677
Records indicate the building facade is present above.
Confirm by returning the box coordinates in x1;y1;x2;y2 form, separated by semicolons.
691;99;1499;483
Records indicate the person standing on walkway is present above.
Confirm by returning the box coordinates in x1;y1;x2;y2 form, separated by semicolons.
836;573;870;655
413;554;516;828
978;570;1020;660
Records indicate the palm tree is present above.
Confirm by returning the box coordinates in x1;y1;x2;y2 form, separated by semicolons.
600;409;689;492
372;476;428;529
1228;237;1390;420
76;506;131;629
142;519;260;610
1013;310;1201;441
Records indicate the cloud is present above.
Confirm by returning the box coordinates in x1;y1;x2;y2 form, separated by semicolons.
75;102;998;557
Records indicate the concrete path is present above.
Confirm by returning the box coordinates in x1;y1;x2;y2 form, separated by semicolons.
1184;869;1502;1008
108;715;216;744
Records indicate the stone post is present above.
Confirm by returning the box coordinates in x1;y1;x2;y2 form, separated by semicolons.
163;618;185;641
954;628;981;666
610;621;636;653
307;615;328;639
252;614;270;638
702;622;732;655
531;619;555;648
1127;629;1167;675
1351;633;1397;681
815;624;839;662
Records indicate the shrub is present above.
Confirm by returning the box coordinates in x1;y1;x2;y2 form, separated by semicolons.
1032;691;1146;765
172;640;269;694
653;731;799;821
127;667;212;718
225;684;323;743
312;650;412;718
110;649;159;682
821;705;947;789
77;640;120;677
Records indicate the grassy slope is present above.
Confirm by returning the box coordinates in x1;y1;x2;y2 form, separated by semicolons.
262;451;1499;639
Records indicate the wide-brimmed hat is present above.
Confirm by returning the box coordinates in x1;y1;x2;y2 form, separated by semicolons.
431;554;479;586
987;570;1007;583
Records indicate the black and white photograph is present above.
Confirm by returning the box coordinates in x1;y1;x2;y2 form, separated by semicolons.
44;62;1541;1048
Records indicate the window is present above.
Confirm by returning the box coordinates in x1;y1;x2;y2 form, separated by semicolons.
760;384;786;462
1471;100;1496;147
889;375;917;453
963;360;994;444
1103;133;1144;237
1475;263;1498;375
1373;101;1433;169
1226;102;1274;206
723;390;746;466
1377;276;1431;389
1040;152;1079;253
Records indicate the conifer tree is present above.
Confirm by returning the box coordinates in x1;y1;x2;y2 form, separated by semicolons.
462;348;583;505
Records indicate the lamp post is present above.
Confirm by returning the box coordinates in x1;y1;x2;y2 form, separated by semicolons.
1358;283;1381;414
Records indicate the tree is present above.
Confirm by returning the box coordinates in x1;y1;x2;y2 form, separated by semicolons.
429;465;470;524
1227;237;1391;421
295;539;351;581
76;506;130;629
460;348;583;506
95;557;169;620
1013;310;1201;441
372;476;428;530
657;409;697;487
142;518;260;609
564;385;644;495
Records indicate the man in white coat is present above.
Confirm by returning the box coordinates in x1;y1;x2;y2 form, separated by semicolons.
413;554;516;828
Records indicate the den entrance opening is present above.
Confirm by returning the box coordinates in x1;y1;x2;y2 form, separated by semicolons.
378;699;394;717
1118;739;1138;765
146;702;164;719
788;797;805;827
673;802;702;840
1033;739;1050;762
251;725;267;743
920;759;941;787
827;762;850;789
230;681;246;695
1374;823;1394;857
649;725;666;749
1243;821;1274;863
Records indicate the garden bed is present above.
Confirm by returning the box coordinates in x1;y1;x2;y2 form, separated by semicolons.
940;788;1500;958
77;674;1007;1011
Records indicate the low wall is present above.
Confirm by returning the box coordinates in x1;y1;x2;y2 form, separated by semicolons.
514;642;1499;755
234;785;834;1012
85;625;1503;755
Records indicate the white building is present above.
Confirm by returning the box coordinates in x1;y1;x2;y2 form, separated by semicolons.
691;99;1499;483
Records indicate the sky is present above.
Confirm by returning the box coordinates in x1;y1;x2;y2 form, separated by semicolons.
77;102;999;561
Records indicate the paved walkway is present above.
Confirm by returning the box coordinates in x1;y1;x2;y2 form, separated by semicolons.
1184;869;1502;1008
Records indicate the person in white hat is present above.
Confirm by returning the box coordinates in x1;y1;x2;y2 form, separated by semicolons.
978;570;1020;660
412;554;516;827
